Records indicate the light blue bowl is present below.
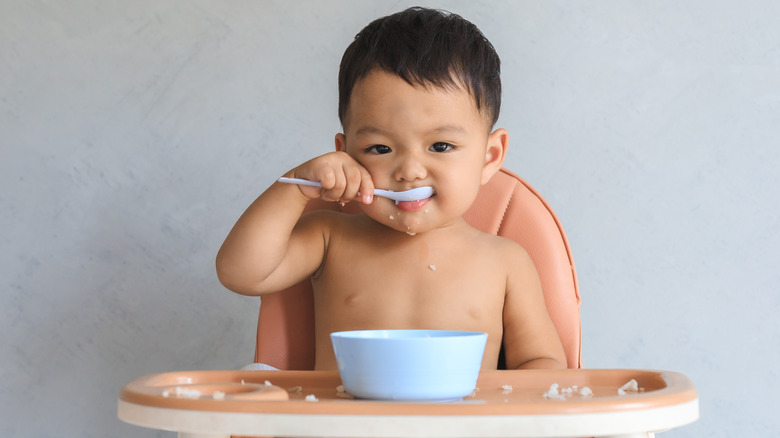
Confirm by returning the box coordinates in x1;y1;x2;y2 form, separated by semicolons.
330;330;488;401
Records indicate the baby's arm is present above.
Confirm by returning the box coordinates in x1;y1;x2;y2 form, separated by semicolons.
502;246;567;369
216;151;374;295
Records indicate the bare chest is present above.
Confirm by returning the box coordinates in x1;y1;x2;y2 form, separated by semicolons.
313;240;506;330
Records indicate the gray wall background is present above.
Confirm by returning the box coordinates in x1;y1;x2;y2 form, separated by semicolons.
2;1;778;437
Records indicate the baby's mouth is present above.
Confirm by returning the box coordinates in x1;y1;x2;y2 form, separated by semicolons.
395;195;433;212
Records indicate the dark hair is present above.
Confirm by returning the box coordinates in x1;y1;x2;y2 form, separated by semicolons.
338;7;501;127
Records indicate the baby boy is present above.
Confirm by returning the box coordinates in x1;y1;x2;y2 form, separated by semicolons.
216;7;566;371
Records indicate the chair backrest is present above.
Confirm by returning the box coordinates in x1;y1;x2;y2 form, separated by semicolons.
254;168;582;369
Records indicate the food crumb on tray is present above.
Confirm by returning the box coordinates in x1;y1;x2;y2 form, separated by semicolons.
543;383;593;400
162;386;201;399
336;385;354;399
288;385;303;394
618;378;640;395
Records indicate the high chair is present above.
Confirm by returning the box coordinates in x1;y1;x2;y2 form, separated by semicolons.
253;168;582;370
119;169;700;438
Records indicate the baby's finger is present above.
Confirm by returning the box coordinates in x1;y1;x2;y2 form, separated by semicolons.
319;169;348;202
357;167;374;204
339;164;364;202
315;167;337;190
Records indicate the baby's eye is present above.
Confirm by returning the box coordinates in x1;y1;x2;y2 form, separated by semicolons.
366;145;392;154
429;142;454;153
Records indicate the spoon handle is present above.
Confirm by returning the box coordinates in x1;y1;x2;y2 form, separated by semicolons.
278;177;432;202
278;177;323;188
279;177;379;200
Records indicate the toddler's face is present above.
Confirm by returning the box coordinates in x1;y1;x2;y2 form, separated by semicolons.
337;70;504;234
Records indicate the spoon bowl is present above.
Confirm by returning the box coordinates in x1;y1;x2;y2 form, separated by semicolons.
278;177;434;202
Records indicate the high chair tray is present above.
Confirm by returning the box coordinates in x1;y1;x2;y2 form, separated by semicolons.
119;369;698;437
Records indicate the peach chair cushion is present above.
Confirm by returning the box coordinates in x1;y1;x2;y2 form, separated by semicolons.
253;168;581;369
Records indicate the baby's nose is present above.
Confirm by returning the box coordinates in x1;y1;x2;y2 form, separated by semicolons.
393;153;427;181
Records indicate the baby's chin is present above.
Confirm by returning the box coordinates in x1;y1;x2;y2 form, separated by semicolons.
360;204;432;236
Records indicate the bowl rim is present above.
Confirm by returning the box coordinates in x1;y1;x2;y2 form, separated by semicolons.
330;329;488;340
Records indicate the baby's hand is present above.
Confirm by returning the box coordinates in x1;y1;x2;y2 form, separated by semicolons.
287;152;374;204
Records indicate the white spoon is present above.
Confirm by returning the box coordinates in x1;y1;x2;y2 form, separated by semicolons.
278;177;434;202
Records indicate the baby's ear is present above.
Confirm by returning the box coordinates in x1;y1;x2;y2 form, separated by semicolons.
335;133;346;152
481;128;508;184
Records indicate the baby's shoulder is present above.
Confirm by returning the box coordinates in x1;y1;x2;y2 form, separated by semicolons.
470;230;534;266
472;228;527;251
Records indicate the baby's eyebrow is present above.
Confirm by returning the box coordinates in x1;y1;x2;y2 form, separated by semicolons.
428;124;467;136
354;124;467;137
354;125;388;136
